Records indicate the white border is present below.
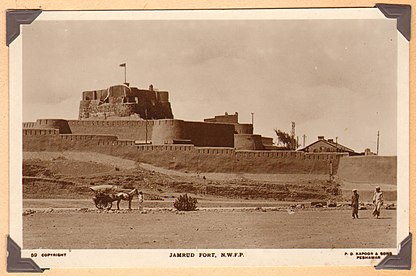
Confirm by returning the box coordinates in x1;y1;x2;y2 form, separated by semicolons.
9;8;409;268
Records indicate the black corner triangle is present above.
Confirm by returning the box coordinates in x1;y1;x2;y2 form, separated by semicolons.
6;9;42;46
7;236;45;272
376;4;411;41
375;233;412;270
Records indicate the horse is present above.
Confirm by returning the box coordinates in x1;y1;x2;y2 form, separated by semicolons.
115;188;139;210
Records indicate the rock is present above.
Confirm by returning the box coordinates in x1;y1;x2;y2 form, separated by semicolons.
23;209;36;216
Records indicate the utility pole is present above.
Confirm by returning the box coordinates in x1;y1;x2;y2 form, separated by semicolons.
291;122;295;138
291;122;296;150
329;161;333;183
302;134;306;148
376;131;380;155
145;108;148;144
335;136;338;152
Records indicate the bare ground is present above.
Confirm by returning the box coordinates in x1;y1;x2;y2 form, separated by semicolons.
23;208;396;249
22;151;397;250
23;151;341;201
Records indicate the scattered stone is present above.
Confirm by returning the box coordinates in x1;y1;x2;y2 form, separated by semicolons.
327;202;337;208
23;209;36;216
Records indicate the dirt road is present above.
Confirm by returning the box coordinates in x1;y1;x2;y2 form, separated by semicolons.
23;209;396;249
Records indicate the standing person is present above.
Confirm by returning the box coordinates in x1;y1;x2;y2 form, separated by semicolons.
138;191;144;212
372;186;383;219
351;189;359;219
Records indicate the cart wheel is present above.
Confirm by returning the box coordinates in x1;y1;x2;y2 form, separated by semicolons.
105;201;112;210
98;200;112;210
96;200;104;210
93;197;103;209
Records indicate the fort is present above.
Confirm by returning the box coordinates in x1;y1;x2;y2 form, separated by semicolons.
22;83;396;182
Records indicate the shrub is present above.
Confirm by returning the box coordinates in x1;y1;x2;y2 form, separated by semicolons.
174;194;198;211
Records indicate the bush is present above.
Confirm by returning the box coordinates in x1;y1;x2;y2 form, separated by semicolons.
174;194;198;211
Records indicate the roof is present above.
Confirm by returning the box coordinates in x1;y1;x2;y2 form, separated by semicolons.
299;138;355;153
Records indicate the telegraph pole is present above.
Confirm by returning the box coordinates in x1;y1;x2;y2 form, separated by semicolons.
291;122;296;150
376;131;380;155
302;134;306;148
335;136;338;152
145;108;148;144
291;122;295;138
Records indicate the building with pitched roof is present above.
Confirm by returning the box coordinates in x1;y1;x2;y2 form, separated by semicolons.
299;136;359;156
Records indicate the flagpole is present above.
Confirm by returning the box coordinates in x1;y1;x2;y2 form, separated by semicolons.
120;63;127;84
124;65;127;84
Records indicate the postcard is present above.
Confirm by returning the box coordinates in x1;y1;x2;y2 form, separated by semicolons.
8;7;410;270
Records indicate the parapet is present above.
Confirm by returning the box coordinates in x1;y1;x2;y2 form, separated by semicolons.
204;112;239;124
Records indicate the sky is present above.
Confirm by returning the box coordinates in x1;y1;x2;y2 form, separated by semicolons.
22;18;398;155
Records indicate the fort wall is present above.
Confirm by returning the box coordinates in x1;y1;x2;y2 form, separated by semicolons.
337;156;397;185
337;156;397;201
26;119;72;134
52;119;236;147
183;121;235;147
151;119;186;144
67;120;154;141
23;129;343;174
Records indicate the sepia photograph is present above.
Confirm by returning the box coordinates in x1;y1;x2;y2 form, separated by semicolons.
8;8;409;269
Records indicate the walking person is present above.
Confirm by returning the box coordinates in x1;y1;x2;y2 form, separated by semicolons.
138;191;144;212
351;189;359;219
372;186;383;219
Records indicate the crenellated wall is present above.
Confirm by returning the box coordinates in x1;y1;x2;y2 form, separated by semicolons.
25;119;72;134
67;119;154;141
30;119;235;147
23;128;59;136
23;128;344;174
23;122;36;128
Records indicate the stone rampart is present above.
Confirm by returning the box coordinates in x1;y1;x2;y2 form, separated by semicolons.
23;128;344;174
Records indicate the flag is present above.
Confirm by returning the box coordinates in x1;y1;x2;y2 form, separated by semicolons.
119;63;126;67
